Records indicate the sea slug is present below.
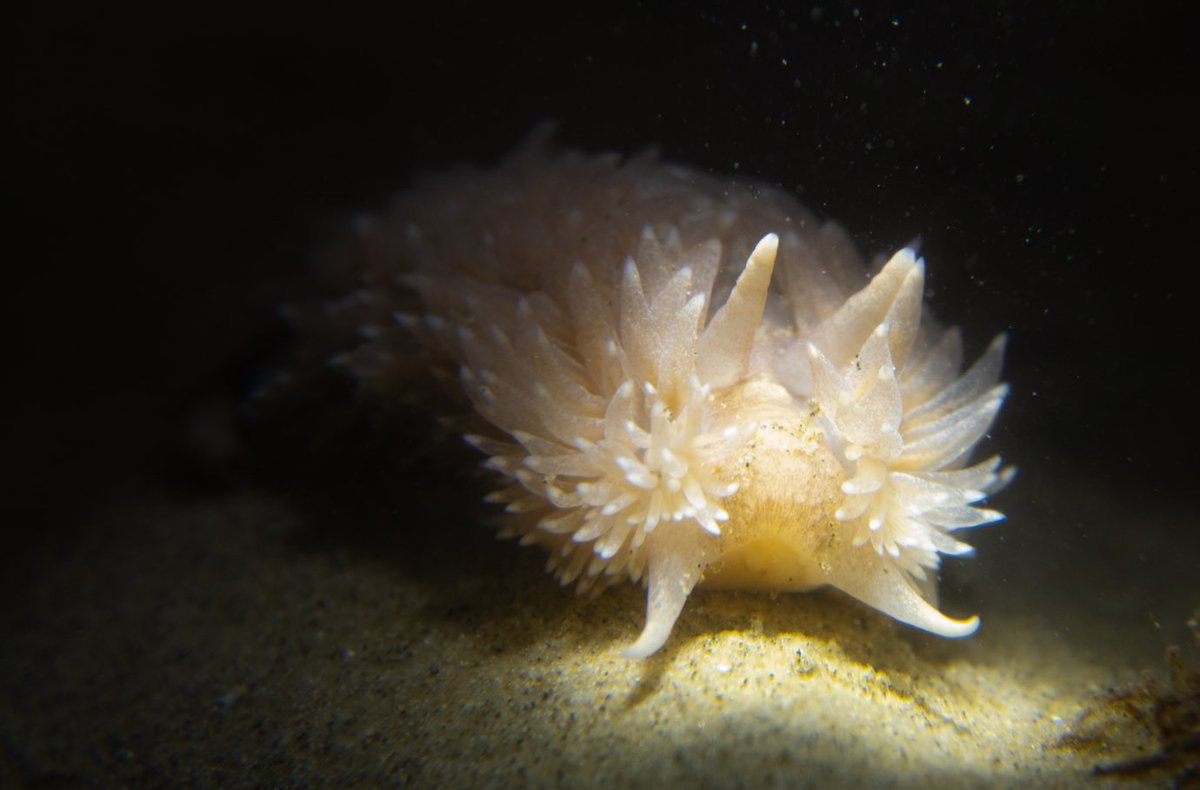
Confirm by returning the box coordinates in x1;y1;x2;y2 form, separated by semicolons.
313;130;1012;658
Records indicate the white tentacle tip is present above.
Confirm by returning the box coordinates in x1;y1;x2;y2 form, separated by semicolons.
750;233;779;267
937;614;980;639
620;622;673;659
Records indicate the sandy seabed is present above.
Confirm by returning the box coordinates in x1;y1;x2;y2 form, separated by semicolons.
2;458;1196;788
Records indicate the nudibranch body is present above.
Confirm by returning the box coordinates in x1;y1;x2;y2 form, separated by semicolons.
326;134;1012;658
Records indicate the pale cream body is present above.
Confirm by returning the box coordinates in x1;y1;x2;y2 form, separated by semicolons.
330;133;1011;657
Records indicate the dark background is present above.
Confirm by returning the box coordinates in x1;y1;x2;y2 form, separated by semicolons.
10;3;1196;574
